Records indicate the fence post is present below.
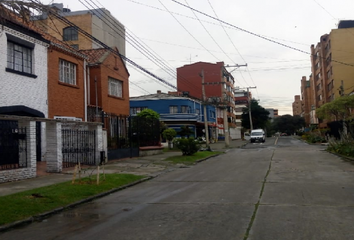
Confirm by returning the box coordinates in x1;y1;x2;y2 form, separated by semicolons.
18;120;36;178
46;121;62;173
94;123;103;165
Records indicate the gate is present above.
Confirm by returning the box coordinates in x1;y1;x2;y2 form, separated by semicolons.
0;120;27;170
62;128;96;168
36;122;41;161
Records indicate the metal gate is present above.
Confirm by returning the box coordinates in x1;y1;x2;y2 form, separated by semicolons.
0;120;27;170
62;129;96;168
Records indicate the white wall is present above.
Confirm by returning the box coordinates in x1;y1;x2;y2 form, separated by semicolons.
0;26;48;117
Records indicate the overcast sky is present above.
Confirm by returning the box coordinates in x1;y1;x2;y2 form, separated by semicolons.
46;0;354;115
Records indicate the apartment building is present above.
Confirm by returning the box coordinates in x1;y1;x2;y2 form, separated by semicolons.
292;95;302;116
310;20;354;125
32;3;126;56
176;62;239;139
299;76;313;126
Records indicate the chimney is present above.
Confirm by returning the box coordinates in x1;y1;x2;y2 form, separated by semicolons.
157;90;162;94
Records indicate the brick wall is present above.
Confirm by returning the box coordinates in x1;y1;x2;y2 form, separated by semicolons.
88;52;130;116
47;47;85;120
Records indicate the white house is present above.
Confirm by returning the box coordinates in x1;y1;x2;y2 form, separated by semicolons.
0;19;49;117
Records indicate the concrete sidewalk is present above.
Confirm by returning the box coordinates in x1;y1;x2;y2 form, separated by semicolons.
0;139;247;197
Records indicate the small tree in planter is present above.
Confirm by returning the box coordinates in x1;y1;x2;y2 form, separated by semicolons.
162;128;177;149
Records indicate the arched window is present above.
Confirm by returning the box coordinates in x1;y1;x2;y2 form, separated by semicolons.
63;27;78;41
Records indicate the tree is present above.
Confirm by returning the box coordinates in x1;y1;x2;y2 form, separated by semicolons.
241;99;270;129
316;95;354;136
272;114;305;135
178;125;194;138
137;109;160;119
162;128;177;149
132;109;160;146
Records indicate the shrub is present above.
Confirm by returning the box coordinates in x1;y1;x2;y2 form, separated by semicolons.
173;137;200;155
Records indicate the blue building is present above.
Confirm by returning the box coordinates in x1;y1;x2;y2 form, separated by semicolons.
130;91;217;139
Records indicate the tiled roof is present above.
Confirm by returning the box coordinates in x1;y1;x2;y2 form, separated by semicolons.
80;48;110;64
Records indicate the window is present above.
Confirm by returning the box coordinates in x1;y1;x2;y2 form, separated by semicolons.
63;27;78;41
59;59;77;85
108;77;123;98
7;41;33;74
181;105;190;113
130;107;146;115
169;106;178;113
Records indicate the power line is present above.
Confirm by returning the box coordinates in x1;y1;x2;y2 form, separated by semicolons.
170;0;354;68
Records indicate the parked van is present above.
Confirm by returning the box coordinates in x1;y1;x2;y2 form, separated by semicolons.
250;129;266;143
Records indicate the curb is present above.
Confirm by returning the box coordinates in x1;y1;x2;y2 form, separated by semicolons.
0;176;153;233
326;150;354;163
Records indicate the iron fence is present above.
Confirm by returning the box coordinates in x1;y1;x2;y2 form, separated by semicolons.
0;120;27;170
62;129;96;168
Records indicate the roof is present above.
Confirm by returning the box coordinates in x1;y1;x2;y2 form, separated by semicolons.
130;92;196;101
80;48;111;64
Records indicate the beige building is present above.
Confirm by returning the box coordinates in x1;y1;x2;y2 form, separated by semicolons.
300;76;313;126
32;3;126;56
310;20;354;125
292;95;302;116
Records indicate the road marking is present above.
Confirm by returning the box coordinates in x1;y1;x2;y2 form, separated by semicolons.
274;137;279;145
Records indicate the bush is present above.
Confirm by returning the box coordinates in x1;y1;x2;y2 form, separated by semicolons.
302;131;326;143
173;137;200;155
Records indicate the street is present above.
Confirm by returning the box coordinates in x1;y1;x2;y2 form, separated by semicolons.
1;136;354;240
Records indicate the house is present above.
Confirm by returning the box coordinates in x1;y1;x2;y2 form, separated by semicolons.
80;47;130;118
130;91;217;140
0;14;50;118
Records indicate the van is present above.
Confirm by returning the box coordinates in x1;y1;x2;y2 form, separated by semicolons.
250;129;266;143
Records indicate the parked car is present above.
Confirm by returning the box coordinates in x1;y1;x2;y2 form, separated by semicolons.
250;129;266;143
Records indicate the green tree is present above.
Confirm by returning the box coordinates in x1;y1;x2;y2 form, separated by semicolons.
241;100;270;129
178;125;194;138
162;128;177;149
137;109;160;119
272;114;305;135
316;95;354;136
132;109;160;146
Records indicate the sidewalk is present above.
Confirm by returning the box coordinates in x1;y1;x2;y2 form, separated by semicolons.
0;139;247;197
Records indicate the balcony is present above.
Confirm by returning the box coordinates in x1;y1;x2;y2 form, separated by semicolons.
160;113;201;122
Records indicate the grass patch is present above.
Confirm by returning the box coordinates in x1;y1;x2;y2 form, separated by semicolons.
0;173;144;226
164;151;222;165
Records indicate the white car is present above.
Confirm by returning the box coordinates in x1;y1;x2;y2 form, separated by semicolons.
250;129;266;143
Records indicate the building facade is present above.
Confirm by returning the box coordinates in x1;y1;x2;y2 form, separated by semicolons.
32;3;126;56
300;76;313;126
292;95;302;116
130;91;217;140
176;62;237;139
310;21;354;125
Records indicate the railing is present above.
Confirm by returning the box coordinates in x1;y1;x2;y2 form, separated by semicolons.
0;120;27;170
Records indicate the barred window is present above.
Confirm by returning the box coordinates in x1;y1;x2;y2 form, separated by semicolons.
108;77;123;98
7;42;32;74
59;59;77;85
181;105;190;113
63;27;78;41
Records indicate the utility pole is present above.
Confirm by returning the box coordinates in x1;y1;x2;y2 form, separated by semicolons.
247;87;257;131
200;69;209;147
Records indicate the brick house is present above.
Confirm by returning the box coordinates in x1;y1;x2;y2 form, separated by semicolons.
47;43;87;121
80;48;130;118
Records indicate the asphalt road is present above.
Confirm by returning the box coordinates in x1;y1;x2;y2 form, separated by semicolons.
1;137;354;240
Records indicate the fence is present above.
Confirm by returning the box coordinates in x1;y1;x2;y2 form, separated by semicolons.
0;120;27;170
62;128;96;168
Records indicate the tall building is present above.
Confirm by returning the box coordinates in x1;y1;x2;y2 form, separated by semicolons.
177;62;239;139
266;108;278;122
32;3;126;56
234;89;251;126
310;20;354;125
292;95;302;116
300;76;313;126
